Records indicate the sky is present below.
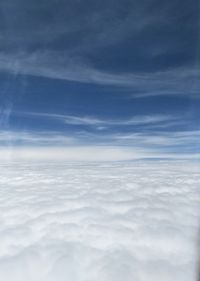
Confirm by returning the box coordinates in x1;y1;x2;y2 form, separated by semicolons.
0;2;200;280
0;0;200;160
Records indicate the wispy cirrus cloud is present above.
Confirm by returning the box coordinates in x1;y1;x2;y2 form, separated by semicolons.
0;131;75;147
112;130;200;149
0;51;199;98
18;111;179;127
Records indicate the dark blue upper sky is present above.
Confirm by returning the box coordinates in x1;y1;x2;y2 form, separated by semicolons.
0;0;199;158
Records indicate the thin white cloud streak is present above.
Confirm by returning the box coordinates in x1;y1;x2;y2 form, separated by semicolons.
0;51;199;97
0;107;12;127
112;130;200;147
0;131;75;146
63;114;176;126
19;111;178;127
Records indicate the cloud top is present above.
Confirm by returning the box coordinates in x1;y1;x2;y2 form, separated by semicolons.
0;160;199;280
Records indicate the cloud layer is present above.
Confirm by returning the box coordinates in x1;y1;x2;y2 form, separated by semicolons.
0;160;199;281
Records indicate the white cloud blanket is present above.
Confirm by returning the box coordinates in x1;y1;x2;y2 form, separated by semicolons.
0;161;199;281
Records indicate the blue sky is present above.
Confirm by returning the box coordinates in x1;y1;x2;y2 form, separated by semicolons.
0;0;200;160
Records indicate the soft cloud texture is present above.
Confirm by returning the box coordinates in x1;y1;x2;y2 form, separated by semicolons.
0;161;199;281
